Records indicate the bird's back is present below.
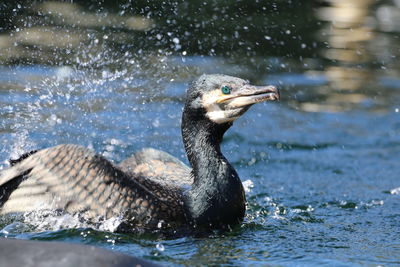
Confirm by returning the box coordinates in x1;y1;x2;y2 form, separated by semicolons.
119;147;192;188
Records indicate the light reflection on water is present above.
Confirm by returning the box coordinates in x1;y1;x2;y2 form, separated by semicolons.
0;0;400;266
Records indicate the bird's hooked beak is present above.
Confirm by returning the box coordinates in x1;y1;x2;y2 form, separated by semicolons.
216;84;280;108
202;81;279;124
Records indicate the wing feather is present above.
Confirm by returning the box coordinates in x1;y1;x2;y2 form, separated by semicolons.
0;144;186;228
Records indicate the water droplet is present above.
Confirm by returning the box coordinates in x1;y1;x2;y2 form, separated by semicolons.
107;239;116;245
156;243;165;252
247;157;256;166
172;37;180;44
157;220;165;228
48;114;58;126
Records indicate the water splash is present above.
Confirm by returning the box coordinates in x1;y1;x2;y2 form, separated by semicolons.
0;210;127;234
388;187;400;195
242;179;254;193
8;129;36;164
98;217;124;233
22;211;91;231
0;222;30;237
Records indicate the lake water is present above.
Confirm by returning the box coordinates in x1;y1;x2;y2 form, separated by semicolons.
0;1;399;266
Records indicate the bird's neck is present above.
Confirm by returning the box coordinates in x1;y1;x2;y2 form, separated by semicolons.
181;110;245;228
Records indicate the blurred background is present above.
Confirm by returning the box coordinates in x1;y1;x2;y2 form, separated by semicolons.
0;1;399;266
1;0;400;110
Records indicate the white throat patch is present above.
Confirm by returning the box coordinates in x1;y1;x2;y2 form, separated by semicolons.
202;89;238;124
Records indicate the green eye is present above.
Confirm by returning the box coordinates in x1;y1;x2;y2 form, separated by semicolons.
221;86;232;94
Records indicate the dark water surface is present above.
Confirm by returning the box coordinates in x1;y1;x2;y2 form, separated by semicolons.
1;1;400;266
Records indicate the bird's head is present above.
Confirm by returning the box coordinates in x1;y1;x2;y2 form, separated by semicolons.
184;74;279;125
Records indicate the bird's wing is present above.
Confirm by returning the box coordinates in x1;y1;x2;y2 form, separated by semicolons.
0;144;182;224
119;148;193;188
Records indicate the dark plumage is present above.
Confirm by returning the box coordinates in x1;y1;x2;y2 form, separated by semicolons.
0;74;279;232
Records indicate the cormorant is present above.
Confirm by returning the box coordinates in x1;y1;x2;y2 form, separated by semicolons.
0;74;279;232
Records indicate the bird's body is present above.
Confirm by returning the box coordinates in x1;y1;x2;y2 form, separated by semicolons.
0;74;279;232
